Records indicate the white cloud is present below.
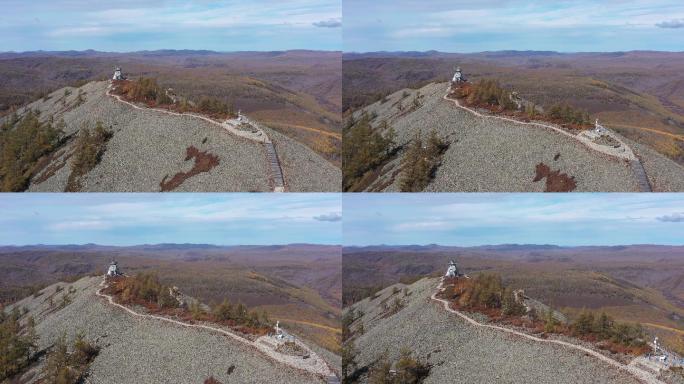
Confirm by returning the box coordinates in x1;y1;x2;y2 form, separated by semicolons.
50;220;112;231
394;220;455;231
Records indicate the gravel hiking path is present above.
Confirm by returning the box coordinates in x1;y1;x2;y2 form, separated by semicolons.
107;84;286;192
96;277;337;380
442;87;653;192
431;278;664;384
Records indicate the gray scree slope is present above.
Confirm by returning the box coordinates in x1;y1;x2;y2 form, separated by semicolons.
17;81;340;192
356;82;684;192
10;277;326;384
345;278;643;384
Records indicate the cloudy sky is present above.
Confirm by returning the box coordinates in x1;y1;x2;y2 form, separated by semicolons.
344;0;684;52
0;0;341;52
343;194;684;246
0;194;341;246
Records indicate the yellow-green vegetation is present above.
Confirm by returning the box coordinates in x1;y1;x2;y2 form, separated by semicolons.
196;97;235;117
367;348;431;384
211;299;271;328
0;307;37;381
461;79;517;110
0;110;64;191
343;112;396;191
42;332;99;384
341;341;358;383
546;103;590;126
572;309;647;353
448;272;648;353
65;121;113;192
114;272;179;309
456;273;505;309
400;130;448;192
121;77;173;105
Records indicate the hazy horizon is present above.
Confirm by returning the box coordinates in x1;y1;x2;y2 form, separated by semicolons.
342;49;684;54
344;0;684;52
0;242;341;247
343;243;684;248
343;193;684;247
0;1;341;52
0;48;342;54
0;194;342;246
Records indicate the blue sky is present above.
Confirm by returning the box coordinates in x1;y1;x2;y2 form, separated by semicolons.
0;0;341;52
344;0;684;52
0;194;341;246
343;194;684;246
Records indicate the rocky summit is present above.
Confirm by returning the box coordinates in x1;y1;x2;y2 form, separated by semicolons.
8;81;340;192
8;277;330;384
352;82;684;192
345;277;652;384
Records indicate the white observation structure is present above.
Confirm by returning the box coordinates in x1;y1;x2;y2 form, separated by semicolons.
106;260;122;277
112;67;124;80
452;66;465;84
445;260;460;278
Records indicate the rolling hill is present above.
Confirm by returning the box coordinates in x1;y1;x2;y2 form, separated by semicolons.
343;277;679;383
4;276;335;383
1;79;340;192
0;244;342;357
343;245;684;355
0;50;342;166
343;51;684;169
344;80;684;191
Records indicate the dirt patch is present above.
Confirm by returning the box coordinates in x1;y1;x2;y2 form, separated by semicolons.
533;162;577;192
160;146;220;191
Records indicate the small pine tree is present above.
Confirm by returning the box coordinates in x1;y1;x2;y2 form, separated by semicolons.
573;309;594;336
544;309;558;333
213;299;233;322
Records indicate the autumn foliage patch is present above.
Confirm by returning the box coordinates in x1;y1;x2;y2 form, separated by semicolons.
103;274;271;337
439;274;649;356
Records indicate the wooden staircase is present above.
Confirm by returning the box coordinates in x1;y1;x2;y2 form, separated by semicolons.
264;142;285;192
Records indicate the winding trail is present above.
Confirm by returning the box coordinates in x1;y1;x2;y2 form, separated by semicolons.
106;82;286;192
442;86;653;191
430;278;664;384
96;277;337;382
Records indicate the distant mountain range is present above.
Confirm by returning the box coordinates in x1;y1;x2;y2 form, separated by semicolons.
344;244;684;253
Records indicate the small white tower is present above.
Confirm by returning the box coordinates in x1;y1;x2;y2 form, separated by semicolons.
452;66;464;84
112;67;124;81
445;260;459;278
106;260;121;277
275;320;284;339
594;118;607;135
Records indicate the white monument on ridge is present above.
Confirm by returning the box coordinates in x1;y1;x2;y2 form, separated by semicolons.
445;260;460;278
594;119;607;135
275;320;283;339
112;67;124;80
106;260;122;277
452;66;465;84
